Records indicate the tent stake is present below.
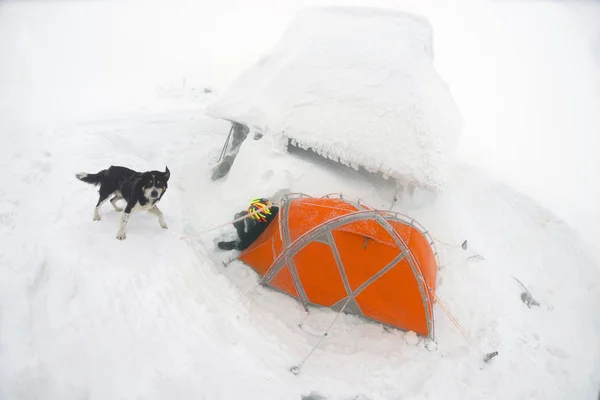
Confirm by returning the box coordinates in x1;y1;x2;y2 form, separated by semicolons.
388;194;398;211
222;256;238;268
290;298;350;375
432;289;498;364
484;351;499;363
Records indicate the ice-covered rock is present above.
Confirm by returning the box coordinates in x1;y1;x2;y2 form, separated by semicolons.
207;7;463;191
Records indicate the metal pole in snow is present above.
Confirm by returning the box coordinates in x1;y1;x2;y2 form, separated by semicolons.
290;298;350;375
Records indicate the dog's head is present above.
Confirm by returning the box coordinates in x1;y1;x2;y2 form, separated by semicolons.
139;166;170;202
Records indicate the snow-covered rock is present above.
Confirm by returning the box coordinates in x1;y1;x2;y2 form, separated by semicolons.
207;7;464;191
404;331;419;346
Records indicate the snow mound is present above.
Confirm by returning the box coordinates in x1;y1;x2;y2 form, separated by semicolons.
207;7;464;191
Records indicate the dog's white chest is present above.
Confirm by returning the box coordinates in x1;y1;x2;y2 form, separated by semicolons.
133;200;157;213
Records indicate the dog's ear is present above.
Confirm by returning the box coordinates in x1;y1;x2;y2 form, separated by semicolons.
164;166;170;181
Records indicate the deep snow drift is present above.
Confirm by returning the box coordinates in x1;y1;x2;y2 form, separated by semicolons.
207;7;463;192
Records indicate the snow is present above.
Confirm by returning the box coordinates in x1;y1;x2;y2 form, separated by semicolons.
2;0;600;399
207;7;463;192
404;331;419;346
2;97;597;399
3;95;598;399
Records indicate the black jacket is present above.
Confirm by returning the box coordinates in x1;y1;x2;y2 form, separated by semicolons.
234;206;279;251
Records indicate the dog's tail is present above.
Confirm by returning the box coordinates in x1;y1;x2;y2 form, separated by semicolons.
75;170;107;187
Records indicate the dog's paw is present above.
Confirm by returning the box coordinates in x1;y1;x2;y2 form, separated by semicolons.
114;207;123;212
160;221;168;229
93;215;101;221
116;232;126;240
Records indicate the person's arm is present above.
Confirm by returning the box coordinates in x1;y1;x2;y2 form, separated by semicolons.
236;206;279;251
217;210;247;251
236;225;264;250
233;211;248;241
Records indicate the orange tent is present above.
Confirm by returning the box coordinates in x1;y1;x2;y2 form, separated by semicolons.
240;194;439;338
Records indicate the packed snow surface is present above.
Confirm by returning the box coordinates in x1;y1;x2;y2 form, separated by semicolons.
1;94;598;400
207;7;463;191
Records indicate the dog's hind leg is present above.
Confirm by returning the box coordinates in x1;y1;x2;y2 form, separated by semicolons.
93;193;111;221
110;194;123;212
148;205;168;229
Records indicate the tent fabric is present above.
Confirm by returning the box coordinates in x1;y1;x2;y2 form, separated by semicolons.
239;194;439;338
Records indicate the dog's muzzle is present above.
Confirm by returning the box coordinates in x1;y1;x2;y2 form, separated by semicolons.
151;189;159;198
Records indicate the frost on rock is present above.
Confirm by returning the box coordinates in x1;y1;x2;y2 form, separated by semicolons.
211;121;249;180
207;7;463;191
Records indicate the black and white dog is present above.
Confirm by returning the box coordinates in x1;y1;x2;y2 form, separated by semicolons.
76;165;170;240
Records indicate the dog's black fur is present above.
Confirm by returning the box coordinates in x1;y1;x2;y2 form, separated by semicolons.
76;165;170;240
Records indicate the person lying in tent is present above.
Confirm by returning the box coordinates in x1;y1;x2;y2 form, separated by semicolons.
217;198;279;251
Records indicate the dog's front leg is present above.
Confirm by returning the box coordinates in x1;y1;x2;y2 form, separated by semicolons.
116;205;134;240
148;205;168;229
